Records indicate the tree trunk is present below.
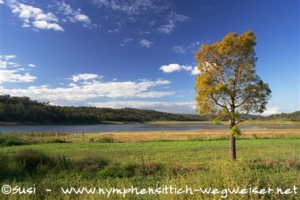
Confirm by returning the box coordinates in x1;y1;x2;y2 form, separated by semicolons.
229;133;236;160
229;96;236;160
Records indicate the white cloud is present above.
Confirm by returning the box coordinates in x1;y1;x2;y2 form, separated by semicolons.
0;70;36;83
120;38;133;46
191;66;200;75
35;12;58;22
92;0;188;35
0;0;4;4
32;20;64;31
93;0;169;16
0;55;18;69
139;39;153;47
75;14;90;23
157;23;175;34
28;64;35;67
172;46;187;54
157;12;189;34
159;63;199;75
56;2;91;27
160;64;181;73
173;41;201;54
108;28;119;33
170;12;190;22
262;107;282;116
182;66;192;71
7;1;64;31
0;77;173;103
0;54;36;83
88;101;197;114
3;55;17;60
71;73;102;82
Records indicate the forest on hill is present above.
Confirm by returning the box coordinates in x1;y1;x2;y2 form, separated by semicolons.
0;95;299;125
260;111;300;121
0;95;205;124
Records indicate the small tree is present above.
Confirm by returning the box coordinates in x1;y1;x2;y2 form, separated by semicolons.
194;30;271;160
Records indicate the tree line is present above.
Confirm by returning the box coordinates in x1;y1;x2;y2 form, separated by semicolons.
261;111;300;121
0;95;206;124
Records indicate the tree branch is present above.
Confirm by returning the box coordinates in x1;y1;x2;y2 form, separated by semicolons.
210;94;230;114
236;115;260;125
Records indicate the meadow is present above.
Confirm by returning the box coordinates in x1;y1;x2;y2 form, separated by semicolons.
0;128;299;200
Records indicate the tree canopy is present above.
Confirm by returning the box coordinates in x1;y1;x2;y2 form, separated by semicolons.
194;30;272;160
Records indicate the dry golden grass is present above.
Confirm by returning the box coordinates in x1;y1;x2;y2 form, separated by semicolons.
232;120;300;125
84;129;300;142
147;120;300;125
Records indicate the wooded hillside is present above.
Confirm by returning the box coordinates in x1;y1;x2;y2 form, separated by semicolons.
0;95;205;124
1;95;298;124
261;111;300;121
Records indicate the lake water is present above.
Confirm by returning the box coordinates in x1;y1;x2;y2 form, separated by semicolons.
0;123;299;133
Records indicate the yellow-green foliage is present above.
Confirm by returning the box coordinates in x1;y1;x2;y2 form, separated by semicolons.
194;30;271;120
230;125;243;137
194;30;272;159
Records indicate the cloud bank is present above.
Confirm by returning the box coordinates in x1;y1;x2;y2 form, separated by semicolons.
262;107;282;116
89;101;197;114
0;72;173;103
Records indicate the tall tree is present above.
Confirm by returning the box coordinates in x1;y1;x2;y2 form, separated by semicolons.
194;30;271;160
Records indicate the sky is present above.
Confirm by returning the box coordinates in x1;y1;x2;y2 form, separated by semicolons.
0;0;299;115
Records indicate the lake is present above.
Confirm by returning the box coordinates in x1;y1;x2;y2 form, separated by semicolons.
0;123;299;133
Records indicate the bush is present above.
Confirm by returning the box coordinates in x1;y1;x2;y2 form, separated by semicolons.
96;136;114;143
99;163;140;178
73;157;110;172
0;154;11;180
0;133;28;146
14;149;55;174
42;138;70;144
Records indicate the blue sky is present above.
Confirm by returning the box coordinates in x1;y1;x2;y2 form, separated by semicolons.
0;0;299;115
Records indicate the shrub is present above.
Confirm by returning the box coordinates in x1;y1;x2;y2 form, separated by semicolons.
72;157;110;172
96;136;114;143
99;163;139;178
0;154;11;180
0;133;28;146
14;149;55;174
53;138;69;143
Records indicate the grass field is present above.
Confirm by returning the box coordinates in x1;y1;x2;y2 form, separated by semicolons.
0;128;299;199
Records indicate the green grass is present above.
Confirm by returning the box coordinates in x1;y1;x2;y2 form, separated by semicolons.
0;133;299;199
1;138;299;163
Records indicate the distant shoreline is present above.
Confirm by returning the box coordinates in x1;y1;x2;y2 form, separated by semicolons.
0;121;148;126
0;120;299;126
